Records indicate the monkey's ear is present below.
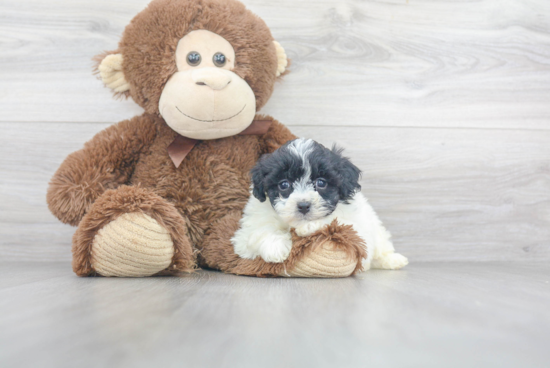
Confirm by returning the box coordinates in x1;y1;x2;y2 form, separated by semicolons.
273;41;288;77
97;53;130;93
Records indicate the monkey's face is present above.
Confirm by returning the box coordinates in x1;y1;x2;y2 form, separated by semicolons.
158;30;257;140
96;0;288;140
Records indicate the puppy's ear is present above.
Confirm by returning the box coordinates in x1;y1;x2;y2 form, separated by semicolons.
250;156;269;202
333;146;362;200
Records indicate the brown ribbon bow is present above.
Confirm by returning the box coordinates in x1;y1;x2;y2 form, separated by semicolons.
167;119;273;168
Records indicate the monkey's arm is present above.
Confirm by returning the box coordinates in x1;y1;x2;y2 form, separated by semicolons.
258;116;297;154
47;114;157;226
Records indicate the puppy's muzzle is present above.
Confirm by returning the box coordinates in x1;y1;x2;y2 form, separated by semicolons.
297;201;311;215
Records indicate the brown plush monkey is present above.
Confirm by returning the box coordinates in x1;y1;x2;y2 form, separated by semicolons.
47;0;365;277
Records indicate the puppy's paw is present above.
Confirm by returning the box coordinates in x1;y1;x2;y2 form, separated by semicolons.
372;253;409;270
359;259;371;273
259;234;293;263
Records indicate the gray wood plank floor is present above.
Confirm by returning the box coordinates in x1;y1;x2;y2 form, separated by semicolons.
1;262;549;368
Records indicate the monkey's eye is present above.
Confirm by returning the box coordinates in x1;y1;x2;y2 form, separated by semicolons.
316;178;328;189
278;180;290;191
186;51;202;66
213;52;227;67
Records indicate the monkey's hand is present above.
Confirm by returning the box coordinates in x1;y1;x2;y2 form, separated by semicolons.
47;115;156;226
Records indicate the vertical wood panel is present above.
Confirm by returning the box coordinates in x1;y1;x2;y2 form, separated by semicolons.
0;0;549;262
0;0;549;128
1;122;548;262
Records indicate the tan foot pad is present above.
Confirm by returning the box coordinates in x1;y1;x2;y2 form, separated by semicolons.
282;242;358;278
91;212;175;277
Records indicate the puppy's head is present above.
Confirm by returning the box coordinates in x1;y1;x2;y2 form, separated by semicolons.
251;138;361;227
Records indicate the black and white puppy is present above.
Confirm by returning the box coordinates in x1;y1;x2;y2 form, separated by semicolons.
231;138;408;270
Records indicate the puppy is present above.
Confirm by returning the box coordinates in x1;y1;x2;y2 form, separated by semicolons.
231;138;408;271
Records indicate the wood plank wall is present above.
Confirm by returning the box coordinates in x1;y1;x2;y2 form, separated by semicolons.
1;0;549;262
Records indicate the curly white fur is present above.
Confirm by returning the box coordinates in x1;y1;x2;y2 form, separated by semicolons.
232;192;408;271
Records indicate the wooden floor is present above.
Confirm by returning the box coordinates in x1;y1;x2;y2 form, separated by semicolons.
1;261;549;368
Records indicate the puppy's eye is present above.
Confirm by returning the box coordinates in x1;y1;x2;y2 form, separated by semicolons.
187;51;202;66
213;52;226;67
316;178;327;189
278;180;290;191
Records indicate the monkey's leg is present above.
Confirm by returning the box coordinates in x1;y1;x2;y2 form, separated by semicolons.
72;186;195;277
200;213;366;278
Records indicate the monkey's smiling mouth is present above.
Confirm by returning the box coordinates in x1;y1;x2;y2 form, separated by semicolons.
175;104;246;122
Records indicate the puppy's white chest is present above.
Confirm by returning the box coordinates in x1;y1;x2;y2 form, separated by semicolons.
294;214;337;237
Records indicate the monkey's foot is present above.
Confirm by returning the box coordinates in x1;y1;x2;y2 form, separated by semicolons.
90;212;175;277
278;222;367;278
72;186;195;277
282;241;359;278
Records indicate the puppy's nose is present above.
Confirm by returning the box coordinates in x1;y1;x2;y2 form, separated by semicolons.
297;202;311;215
191;68;232;90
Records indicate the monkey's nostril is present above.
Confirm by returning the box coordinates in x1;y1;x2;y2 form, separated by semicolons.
196;82;206;86
297;202;311;215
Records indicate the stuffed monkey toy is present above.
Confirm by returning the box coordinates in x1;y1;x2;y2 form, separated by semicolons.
47;0;366;277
